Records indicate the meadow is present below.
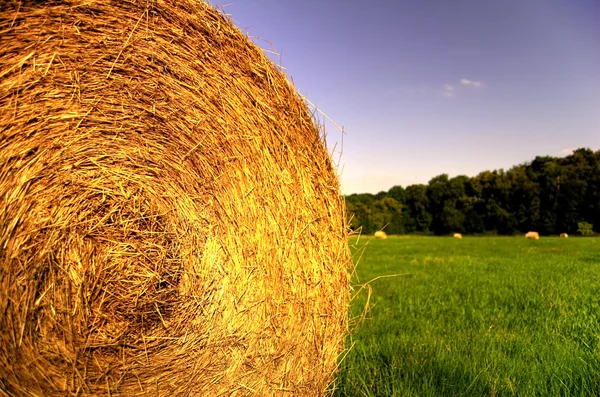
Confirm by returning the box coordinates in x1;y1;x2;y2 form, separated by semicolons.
335;236;600;396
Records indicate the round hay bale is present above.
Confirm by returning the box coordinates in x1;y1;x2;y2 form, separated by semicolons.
373;231;387;239
0;1;350;396
525;231;540;240
453;233;462;239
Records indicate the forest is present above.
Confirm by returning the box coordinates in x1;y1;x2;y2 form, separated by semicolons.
345;148;600;235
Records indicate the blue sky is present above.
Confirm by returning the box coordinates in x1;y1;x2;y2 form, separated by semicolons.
213;0;599;194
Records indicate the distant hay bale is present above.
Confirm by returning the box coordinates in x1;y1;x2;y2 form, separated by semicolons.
374;231;388;239
525;231;540;240
0;1;350;396
453;233;463;239
560;233;569;239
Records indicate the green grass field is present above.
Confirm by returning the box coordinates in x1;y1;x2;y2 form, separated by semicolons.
335;236;600;397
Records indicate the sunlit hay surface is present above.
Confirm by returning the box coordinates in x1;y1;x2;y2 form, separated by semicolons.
0;1;350;395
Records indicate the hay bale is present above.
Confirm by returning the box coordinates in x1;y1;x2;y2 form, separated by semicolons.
525;231;540;240
453;233;462;239
374;231;387;239
0;1;350;396
560;233;569;239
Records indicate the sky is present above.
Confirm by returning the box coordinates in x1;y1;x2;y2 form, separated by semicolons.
211;0;599;194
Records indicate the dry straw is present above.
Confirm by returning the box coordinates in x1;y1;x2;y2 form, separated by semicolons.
0;1;350;395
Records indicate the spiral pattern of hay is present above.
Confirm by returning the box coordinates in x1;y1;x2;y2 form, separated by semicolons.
0;1;350;395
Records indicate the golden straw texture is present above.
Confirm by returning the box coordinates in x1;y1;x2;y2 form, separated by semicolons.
0;1;350;395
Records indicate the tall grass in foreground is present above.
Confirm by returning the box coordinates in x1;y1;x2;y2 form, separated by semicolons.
335;236;600;396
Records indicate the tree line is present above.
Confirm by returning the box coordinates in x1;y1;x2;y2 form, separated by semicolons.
345;148;600;235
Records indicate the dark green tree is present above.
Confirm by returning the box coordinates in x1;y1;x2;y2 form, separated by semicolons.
344;148;599;236
404;184;431;233
372;197;403;234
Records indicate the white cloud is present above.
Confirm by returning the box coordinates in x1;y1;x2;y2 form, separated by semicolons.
441;78;485;97
460;78;483;88
560;148;576;156
443;84;455;97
